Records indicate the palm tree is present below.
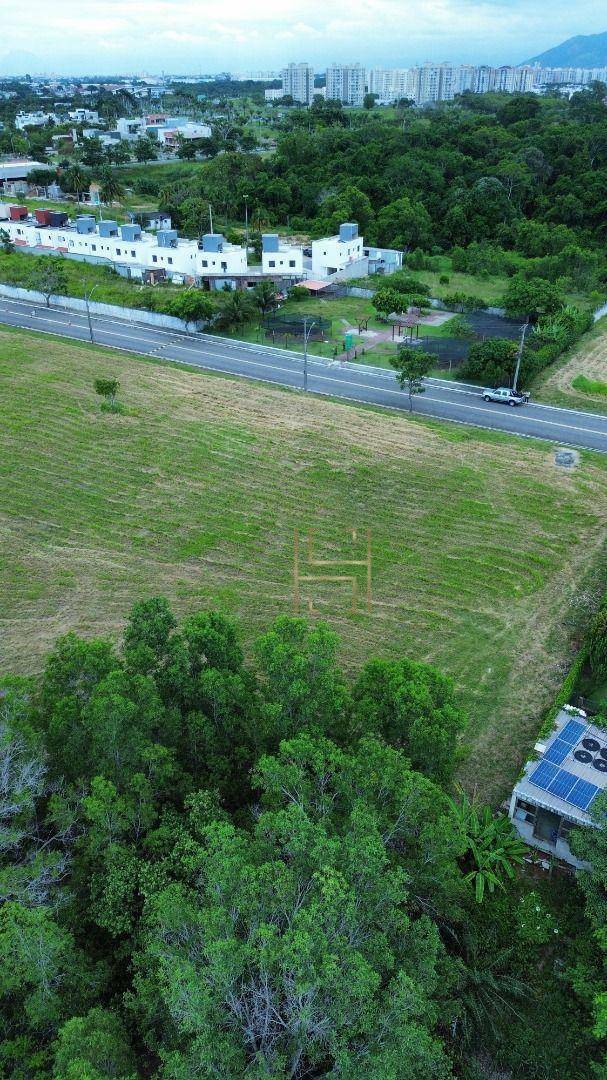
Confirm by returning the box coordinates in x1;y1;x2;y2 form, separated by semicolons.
452;931;529;1045
216;289;255;330
98;167;124;206
252;280;279;317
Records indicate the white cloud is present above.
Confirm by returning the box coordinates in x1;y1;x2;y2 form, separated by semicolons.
1;0;605;74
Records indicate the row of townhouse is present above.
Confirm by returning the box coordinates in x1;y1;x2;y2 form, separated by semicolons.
0;208;401;288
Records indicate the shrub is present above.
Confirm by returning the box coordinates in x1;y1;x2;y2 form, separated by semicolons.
288;285;310;301
589;605;607;681
460;338;518;384
443;292;488;312
439;274;450;285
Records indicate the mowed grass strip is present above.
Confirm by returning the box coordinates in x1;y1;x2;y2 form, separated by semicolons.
1;327;606;800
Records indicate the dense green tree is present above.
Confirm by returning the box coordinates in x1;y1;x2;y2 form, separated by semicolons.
137;733;459;1078
376;196;433;250
215;288;256;329
255;616;350;744
502;275;565;319
460;337;518;385
351;656;467;783
53;1007;136;1079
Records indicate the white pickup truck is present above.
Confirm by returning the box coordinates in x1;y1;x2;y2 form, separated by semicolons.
482;386;530;407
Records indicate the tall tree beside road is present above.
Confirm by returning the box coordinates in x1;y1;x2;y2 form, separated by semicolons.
391;346;434;411
27;258;68;307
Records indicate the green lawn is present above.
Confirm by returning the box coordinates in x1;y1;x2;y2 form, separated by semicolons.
1;326;606;802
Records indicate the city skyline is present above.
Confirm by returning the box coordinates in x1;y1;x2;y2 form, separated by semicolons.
1;0;606;77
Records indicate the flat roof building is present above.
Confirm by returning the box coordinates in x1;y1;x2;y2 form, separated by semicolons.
509;706;607;869
281;62;314;105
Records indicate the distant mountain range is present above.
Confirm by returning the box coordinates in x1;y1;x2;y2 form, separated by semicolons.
526;31;607;68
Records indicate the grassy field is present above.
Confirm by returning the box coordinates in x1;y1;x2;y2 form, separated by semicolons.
536;318;607;413
1;326;606;801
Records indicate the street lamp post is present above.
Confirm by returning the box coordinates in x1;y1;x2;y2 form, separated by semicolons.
303;316;316;393
84;284;100;343
244;195;249;248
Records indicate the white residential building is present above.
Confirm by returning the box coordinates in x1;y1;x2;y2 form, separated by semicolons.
325;63;366;106
311;222;367;280
68;109;100;123
15;111;59;130
416;63;457;104
0;208;306;289
264;88;284;101
156;122;212;147
367;68;417;103
280;63;315;105
261;234;303;276
116;117;146;140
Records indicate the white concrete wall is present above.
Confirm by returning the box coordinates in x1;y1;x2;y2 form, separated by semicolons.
0;281;209;332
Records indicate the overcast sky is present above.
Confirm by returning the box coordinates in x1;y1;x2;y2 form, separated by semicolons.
1;0;605;76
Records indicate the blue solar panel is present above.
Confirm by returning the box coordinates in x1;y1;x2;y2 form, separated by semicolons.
547;769;578;799
568;779;599;811
559;719;587;745
529;761;560;791
544;738;571;765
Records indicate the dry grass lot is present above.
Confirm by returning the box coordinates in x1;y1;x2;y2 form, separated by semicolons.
538;317;607;412
1;327;606;800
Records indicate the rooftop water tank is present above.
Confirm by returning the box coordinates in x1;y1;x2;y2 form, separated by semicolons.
201;233;225;253
339;222;358;242
262;233;279;253
76;216;96;234
120;223;141;242
48;211;68;227
98;220;119;237
157;229;178;248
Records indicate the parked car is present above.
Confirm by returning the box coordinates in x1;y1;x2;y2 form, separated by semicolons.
482;386;530;406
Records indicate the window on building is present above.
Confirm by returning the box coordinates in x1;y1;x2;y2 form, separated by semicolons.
131;250;136;257
221;261;227;271
269;260;275;267
289;260;296;268
168;257;173;265
91;244;96;251
116;248;121;255
201;260;208;267
152;255;157;263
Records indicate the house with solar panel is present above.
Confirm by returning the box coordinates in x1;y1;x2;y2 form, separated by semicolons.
509;706;607;869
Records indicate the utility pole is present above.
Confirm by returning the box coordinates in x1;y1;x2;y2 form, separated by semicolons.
209;204;213;233
512;318;530;393
84;284;99;343
303;316;316;392
244;195;249;247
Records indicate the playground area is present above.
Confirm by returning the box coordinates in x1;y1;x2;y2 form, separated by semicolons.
217;294;523;373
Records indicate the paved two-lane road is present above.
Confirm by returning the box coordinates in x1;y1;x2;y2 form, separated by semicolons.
2;295;607;453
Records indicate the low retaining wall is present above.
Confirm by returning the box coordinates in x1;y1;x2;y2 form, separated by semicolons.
0;281;207;333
